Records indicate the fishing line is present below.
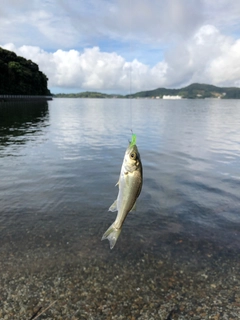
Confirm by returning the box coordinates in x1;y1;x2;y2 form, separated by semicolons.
129;58;133;133
128;0;133;133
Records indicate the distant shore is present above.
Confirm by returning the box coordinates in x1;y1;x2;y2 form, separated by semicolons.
52;83;240;99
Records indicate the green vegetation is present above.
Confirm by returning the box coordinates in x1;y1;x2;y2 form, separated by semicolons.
0;47;51;95
53;92;123;98
127;83;240;99
54;83;240;99
1;47;239;99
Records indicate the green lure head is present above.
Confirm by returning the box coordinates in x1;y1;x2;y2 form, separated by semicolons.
129;133;137;147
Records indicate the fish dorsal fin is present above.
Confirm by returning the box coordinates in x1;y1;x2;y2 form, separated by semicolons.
108;200;118;212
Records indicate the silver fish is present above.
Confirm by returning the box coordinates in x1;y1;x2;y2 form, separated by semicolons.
102;136;143;249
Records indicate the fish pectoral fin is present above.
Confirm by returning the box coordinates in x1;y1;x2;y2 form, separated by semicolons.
130;201;137;213
108;200;118;212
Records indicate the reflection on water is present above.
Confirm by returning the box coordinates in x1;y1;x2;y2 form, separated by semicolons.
0;100;49;157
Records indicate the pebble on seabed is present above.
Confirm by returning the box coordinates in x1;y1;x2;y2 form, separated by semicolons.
0;234;240;320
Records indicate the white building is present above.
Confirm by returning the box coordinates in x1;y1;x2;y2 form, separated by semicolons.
162;95;182;99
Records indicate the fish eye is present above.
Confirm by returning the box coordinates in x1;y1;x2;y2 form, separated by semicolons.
130;152;136;160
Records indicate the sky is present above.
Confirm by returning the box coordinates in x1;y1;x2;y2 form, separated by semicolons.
1;0;240;94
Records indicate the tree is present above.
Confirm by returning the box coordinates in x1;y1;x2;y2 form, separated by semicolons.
0;47;51;95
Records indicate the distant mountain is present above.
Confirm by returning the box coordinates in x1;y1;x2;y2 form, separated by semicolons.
126;83;240;99
0;47;51;95
53;91;123;98
54;83;240;99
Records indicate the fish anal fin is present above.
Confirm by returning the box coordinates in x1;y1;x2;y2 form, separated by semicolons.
108;199;118;212
130;201;137;213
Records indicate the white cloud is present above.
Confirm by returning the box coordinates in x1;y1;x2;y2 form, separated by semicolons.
3;21;240;94
2;44;168;93
1;0;240;92
162;24;240;88
209;39;240;86
0;0;79;49
203;0;240;33
0;0;233;50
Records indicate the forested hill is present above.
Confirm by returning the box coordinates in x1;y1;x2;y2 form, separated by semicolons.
0;47;51;95
54;92;123;98
54;83;240;99
127;83;240;99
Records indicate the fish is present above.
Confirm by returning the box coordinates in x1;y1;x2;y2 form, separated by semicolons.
102;134;143;249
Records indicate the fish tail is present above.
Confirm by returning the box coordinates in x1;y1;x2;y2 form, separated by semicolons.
101;223;122;249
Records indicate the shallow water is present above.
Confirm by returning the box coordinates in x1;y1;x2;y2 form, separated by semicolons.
0;98;240;319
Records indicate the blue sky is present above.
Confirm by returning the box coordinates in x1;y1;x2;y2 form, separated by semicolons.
1;0;240;94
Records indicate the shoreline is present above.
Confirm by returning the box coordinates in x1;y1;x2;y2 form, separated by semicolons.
0;95;52;102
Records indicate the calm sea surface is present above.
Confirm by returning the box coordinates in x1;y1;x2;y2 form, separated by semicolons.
1;98;240;318
1;98;240;252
